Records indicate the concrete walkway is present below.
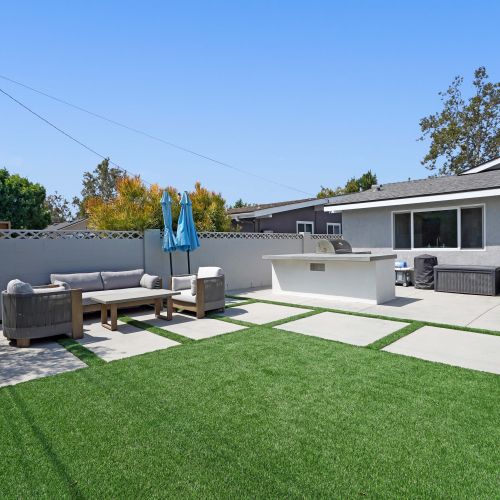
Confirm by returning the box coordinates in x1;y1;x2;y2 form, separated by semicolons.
77;319;180;362
383;326;500;375
222;302;307;324
229;286;500;329
276;312;408;346
129;311;246;340
0;335;86;388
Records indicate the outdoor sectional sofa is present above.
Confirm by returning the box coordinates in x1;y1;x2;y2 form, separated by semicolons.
50;268;162;313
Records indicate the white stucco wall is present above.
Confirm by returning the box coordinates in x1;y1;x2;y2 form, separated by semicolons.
340;195;500;265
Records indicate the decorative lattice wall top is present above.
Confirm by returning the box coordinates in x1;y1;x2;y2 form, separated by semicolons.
197;232;304;239
0;230;143;240
310;234;343;240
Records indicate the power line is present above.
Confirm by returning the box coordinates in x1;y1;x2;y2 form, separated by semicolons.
0;74;313;196
0;87;155;185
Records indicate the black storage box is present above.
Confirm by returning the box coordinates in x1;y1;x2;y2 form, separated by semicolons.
434;265;500;296
414;254;438;290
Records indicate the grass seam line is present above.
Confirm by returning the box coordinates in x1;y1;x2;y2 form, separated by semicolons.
57;337;105;367
118;316;194;344
367;322;426;350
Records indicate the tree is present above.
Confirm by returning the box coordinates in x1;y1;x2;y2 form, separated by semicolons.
317;170;378;198
230;198;256;209
86;176;233;232
190;182;232;232
419;66;500;175
0;168;51;229
73;158;124;216
45;191;74;223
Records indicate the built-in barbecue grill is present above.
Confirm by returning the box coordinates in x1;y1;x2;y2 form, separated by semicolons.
315;239;371;255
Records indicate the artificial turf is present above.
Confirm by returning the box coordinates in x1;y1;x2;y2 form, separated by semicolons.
1;313;500;498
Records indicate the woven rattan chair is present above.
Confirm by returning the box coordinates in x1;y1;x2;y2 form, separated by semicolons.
169;267;225;319
1;287;83;347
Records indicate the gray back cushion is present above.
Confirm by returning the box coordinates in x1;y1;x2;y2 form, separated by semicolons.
51;272;103;292
101;269;144;290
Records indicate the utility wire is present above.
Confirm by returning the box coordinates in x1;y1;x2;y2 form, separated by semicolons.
0;74;313;196
0;87;155;186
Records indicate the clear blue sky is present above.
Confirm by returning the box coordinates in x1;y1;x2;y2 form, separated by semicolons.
1;0;499;205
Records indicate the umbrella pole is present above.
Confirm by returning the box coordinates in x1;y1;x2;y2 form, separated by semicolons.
169;252;173;277
187;250;191;274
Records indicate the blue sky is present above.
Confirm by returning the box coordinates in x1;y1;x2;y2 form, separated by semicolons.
1;1;499;205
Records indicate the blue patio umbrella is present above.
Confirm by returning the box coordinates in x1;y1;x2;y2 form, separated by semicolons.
161;190;177;276
176;191;200;274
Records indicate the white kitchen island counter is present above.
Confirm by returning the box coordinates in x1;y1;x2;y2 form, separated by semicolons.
262;253;397;305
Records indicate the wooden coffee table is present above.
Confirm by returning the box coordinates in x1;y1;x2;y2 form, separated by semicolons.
90;289;181;331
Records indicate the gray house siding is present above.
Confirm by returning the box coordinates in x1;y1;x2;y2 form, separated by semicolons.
341;195;500;265
235;206;341;233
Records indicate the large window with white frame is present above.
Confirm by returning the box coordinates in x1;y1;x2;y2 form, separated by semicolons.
327;222;342;235
296;221;314;234
393;205;484;250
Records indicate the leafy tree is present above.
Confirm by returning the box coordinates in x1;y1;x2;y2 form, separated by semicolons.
0;168;51;229
190;182;232;232
86;177;232;232
230;198;256;209
73;158;124;216
317;170;378;197
45;191;74;223
357;170;378;191
419;66;500;175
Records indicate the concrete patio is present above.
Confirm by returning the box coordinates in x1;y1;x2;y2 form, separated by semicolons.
228;286;500;329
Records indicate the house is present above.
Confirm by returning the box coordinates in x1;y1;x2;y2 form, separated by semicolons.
228;198;342;234
0;221;11;229
324;157;500;265
46;218;89;231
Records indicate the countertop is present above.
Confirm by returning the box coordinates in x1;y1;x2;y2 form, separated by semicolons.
262;253;397;262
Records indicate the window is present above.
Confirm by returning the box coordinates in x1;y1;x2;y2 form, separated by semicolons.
461;206;483;249
393;206;484;250
393;213;411;250
296;221;314;234
413;210;457;248
327;223;342;235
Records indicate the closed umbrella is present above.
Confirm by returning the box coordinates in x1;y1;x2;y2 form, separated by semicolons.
176;191;200;274
161;190;177;276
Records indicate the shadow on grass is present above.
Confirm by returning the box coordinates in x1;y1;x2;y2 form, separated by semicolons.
7;386;85;499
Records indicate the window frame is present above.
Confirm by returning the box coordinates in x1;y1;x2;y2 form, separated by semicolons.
326;222;342;235
391;204;485;251
296;221;315;234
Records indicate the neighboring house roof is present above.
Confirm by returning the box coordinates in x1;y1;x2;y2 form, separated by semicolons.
228;198;329;219
325;157;500;212
46;217;89;230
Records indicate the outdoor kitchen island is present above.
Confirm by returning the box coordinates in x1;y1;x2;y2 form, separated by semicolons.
262;252;397;304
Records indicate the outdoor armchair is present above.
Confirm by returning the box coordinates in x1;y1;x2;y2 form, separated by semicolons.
2;285;83;347
169;267;225;319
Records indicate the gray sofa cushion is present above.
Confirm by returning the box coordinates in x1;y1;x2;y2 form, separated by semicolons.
33;285;67;294
6;279;34;294
198;267;224;278
51;272;103;292
140;273;161;289
101;269;144;290
174;289;197;304
52;280;71;290
171;275;196;292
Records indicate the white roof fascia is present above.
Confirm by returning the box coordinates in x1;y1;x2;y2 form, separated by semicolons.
460;157;500;175
231;198;328;219
324;188;500;212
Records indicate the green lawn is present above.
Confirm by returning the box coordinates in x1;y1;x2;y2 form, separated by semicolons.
1;305;500;498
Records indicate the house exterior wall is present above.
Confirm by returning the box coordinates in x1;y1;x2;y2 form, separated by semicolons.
339;195;500;265
234;206;342;234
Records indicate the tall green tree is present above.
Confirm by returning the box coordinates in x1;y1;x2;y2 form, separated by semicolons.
45;191;74;223
317;170;378;198
419;66;500;175
73;158;124;216
0;168;51;229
